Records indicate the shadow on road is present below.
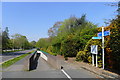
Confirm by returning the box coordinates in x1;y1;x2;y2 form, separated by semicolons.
29;52;40;71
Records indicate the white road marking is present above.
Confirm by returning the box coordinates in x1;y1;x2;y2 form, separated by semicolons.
61;69;72;80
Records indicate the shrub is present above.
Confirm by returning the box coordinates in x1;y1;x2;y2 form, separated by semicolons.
98;60;102;68
60;34;78;57
87;56;92;63
76;51;88;62
64;56;68;60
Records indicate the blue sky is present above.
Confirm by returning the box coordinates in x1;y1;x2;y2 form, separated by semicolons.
2;2;117;42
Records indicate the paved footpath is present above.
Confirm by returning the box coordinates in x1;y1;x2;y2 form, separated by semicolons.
2;54;99;79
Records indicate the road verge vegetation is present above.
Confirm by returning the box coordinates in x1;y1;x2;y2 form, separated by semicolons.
1;51;34;69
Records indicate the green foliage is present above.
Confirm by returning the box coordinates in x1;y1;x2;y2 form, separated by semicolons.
87;56;92;63
98;57;102;68
110;15;120;70
76;51;89;62
30;41;36;48
48;21;62;37
2;28;33;50
35;38;51;49
36;14;97;58
61;34;78;57
76;32;103;67
2;27;12;50
11;34;31;49
46;46;57;56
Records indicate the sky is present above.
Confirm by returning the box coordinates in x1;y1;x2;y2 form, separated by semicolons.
1;0;119;2
2;2;118;42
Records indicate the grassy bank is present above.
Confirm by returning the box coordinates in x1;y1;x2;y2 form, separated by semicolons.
1;51;35;69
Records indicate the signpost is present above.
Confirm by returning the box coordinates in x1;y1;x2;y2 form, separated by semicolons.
102;26;105;69
92;37;102;39
92;27;110;69
92;54;94;66
98;30;110;37
91;45;98;67
91;45;98;54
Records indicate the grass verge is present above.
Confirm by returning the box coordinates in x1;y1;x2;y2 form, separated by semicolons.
1;51;35;69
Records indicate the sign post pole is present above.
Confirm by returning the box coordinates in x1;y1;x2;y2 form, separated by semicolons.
92;54;94;66
96;45;98;67
102;26;104;69
96;54;98;67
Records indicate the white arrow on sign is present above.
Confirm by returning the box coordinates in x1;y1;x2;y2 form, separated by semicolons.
91;45;98;54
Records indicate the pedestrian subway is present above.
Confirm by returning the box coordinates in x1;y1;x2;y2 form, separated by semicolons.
29;50;61;71
29;51;40;71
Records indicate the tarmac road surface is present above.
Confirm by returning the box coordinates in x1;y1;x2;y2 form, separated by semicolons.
2;53;99;79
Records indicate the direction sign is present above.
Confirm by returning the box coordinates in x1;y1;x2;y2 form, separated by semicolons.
104;30;110;36
98;30;110;37
91;45;98;54
92;37;102;39
98;32;102;37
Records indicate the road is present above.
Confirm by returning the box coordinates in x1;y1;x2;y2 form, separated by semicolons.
0;49;34;64
2;52;99;79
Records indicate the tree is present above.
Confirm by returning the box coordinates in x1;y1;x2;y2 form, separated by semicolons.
11;34;30;49
0;28;2;49
2;27;11;50
118;1;120;17
45;14;97;57
48;21;62;37
35;38;50;49
30;41;36;48
110;9;120;71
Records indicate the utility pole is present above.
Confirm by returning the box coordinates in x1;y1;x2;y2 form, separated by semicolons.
102;26;104;69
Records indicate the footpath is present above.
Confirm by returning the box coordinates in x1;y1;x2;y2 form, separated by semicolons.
56;55;120;79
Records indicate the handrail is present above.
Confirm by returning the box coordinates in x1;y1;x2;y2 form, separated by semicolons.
40;50;49;55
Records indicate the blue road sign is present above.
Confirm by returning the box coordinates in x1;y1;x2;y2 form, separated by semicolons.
92;37;102;39
98;30;110;37
91;45;98;54
104;30;110;36
98;32;102;37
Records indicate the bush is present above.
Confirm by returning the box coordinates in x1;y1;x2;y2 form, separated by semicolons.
76;51;88;62
60;35;78;57
98;60;102;68
87;56;92;63
64;56;68;61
